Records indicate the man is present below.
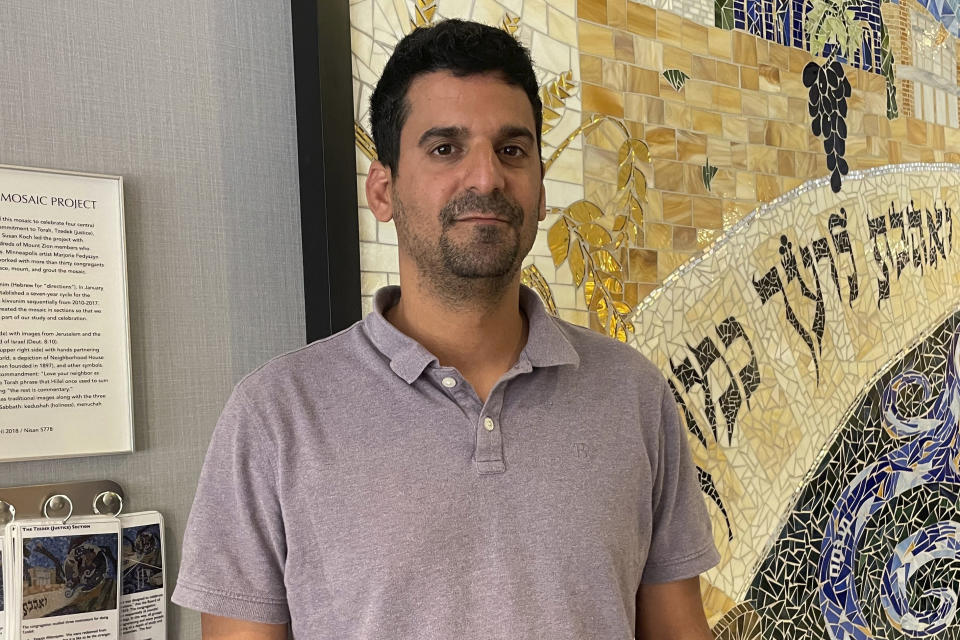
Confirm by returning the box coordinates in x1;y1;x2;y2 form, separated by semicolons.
173;19;719;639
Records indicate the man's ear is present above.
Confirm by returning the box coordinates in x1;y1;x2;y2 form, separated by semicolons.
366;161;394;222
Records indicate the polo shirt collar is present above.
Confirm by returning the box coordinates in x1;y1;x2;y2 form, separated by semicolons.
363;285;580;384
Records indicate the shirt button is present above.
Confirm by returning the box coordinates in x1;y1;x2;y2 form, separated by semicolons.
441;376;457;388
483;417;495;431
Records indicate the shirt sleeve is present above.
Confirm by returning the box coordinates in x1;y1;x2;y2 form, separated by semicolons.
171;385;290;623
641;381;721;584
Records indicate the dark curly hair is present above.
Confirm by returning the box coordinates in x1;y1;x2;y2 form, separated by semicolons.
369;19;542;173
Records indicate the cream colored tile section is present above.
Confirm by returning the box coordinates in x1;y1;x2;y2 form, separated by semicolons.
360;240;398;273
358;208;378;242
532;29;573;72
361;271;389;295
522;0;550;33
377;220;398;245
545;144;585;183
548;6;578;44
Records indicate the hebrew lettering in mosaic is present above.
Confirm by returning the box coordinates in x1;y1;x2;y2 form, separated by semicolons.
745;311;960;639
668;317;760;540
867;201;955;305
754;235;827;382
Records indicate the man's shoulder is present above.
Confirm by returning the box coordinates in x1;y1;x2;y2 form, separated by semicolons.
551;315;663;383
235;319;374;394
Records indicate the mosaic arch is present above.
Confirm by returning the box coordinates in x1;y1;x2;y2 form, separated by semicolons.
349;0;960;636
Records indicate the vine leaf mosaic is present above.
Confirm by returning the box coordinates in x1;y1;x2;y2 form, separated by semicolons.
663;69;690;92
540;71;576;136
547;123;650;342
703;158;719;191
500;12;520;35
409;0;437;30
520;265;558;315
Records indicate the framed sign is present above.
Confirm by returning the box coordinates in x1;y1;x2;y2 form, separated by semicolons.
0;165;133;461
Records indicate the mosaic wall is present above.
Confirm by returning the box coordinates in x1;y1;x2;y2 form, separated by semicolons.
349;0;960;636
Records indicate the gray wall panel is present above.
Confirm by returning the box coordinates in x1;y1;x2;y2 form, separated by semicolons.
0;3;305;637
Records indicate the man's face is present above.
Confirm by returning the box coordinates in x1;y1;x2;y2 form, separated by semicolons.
382;71;545;293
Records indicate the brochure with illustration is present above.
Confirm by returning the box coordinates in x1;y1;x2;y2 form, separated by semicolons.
118;512;165;640
5;516;121;640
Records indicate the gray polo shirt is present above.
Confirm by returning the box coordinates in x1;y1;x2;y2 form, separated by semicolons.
173;286;719;638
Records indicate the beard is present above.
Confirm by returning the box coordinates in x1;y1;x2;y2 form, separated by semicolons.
393;189;538;305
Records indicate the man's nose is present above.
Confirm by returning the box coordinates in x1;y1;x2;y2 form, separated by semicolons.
462;144;506;194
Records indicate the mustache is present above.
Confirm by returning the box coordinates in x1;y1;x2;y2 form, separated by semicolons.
439;191;523;228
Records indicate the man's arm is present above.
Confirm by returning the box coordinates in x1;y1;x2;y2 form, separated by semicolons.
201;613;288;640
635;576;713;640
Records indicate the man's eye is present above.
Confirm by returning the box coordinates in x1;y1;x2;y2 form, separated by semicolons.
432;144;454;156
500;145;526;158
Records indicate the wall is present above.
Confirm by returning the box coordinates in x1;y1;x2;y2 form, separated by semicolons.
351;1;960;637
0;3;305;638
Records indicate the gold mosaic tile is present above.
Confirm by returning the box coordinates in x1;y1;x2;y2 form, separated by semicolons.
730;142;749;169
579;22;616;57
767;44;790;71
624;93;644;121
682;21;710;57
629;67;661;95
625;1;656;38
662;192;693;224
788;47;810;73
628;248;658;281
714;85;742;114
740;66;759;91
578;0;607;23
602;58;630;92
735;171;756;199
646;126;678;159
716;61;740;87
657;249;688;279
646;222;672;249
656;11;684;47
787;97;808;123
660;44;692;75
758;64;781;92
707;137;732;167
580;54;603;84
634;37;663;69
707;27;732;60
742;94;769;118
653;159;686;191
691;108;724;135
755;173;780;201
692;56;718;83
723;116;749;142
907;117;928;145
606;0;628;28
614;30;635;61
691;195;723;228
888;140;903;163
764;96;790;120
673;225;698;251
755;38;770;65
582;83;624;117
677;130;708;163
684;164;711;196
747;120;766;144
732;31;758;66
777;150;796;177
684;80;714;109
710;168;737;198
664;101;691;129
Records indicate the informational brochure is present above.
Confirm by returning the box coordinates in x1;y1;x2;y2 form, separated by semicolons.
0;165;132;462
5;516;121;640
118;512;165;640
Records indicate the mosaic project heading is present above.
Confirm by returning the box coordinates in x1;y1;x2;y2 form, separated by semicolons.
1;192;98;209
